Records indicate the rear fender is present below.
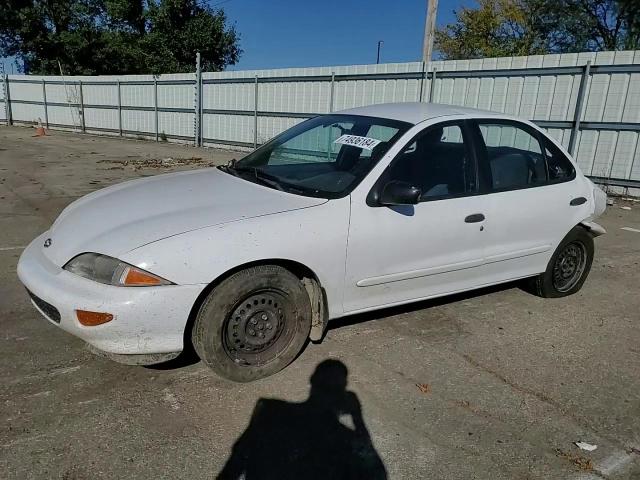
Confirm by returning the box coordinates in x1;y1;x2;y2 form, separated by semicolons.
578;179;607;237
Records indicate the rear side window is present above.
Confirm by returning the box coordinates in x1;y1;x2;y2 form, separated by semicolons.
477;122;547;191
542;137;576;183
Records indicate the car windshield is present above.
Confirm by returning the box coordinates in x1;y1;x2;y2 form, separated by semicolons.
221;114;411;198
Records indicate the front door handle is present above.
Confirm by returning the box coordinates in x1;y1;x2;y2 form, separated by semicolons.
465;213;485;223
570;197;587;206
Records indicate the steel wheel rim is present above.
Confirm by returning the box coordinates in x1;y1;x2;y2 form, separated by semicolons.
222;289;295;367
552;241;587;293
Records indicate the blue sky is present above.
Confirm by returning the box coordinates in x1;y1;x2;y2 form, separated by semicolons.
1;0;474;74
222;0;474;70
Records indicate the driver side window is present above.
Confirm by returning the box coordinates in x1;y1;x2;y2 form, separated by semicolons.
385;122;476;200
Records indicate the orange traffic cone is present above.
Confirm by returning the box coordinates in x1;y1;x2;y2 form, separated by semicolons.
33;118;46;137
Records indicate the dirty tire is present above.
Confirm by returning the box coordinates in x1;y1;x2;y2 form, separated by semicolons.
192;265;311;382
525;226;594;298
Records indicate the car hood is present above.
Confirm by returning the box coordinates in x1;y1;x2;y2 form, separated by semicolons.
43;167;327;266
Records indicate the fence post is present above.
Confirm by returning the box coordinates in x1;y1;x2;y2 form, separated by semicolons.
199;72;204;146
253;75;259;149
418;61;426;102
194;52;201;147
116;80;122;136
329;72;335;113
41;79;49;129
4;75;12;126
429;68;437;103
78;80;85;133
568;61;591;156
154;78;159;142
326;72;336;161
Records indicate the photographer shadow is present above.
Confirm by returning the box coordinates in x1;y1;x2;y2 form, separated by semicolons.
217;359;387;480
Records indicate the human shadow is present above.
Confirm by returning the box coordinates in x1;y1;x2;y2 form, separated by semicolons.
217;359;387;480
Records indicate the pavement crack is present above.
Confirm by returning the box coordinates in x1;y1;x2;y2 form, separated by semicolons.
458;353;630;453
461;353;558;407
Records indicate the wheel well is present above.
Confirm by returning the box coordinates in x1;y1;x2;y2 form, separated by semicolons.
182;259;327;356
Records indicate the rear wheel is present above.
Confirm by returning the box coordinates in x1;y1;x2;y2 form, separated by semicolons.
526;226;594;298
192;265;312;382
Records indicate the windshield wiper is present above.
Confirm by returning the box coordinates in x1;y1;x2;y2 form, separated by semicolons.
225;165;285;192
219;164;319;196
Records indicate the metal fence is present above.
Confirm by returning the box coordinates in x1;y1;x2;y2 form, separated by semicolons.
1;50;640;189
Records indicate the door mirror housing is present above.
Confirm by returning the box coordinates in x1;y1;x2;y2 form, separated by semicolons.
379;180;422;206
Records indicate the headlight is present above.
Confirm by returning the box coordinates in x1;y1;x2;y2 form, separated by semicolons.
64;253;173;287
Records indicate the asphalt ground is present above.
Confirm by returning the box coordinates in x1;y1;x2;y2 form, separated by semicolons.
1;126;639;479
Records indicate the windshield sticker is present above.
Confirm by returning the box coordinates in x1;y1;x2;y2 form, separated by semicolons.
334;134;382;151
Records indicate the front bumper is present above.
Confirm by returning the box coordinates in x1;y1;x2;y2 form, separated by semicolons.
17;233;205;355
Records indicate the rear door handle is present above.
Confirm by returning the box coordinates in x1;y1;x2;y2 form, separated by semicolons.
465;213;485;223
570;197;587;206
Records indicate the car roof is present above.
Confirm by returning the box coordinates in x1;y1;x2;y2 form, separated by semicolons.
335;102;506;125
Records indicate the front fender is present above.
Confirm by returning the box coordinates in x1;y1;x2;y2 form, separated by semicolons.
120;198;351;319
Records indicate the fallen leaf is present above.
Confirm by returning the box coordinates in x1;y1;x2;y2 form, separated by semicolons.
416;383;431;394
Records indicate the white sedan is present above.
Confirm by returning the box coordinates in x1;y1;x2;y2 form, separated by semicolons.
18;103;607;381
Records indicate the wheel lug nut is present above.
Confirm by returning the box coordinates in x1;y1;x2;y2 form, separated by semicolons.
266;323;272;329
258;332;264;338
261;314;268;320
250;318;257;325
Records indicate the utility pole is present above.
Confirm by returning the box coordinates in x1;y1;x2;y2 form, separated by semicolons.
422;0;438;64
376;41;384;64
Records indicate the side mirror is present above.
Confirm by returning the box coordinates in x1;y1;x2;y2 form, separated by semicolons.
379;180;421;206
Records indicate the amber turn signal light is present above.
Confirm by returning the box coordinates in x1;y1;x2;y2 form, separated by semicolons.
76;310;114;326
121;266;167;286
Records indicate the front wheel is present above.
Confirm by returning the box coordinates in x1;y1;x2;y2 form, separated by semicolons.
526;226;594;298
192;265;312;382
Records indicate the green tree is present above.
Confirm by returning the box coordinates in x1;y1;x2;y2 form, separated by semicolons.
435;0;546;59
0;0;241;75
531;0;640;51
436;0;640;60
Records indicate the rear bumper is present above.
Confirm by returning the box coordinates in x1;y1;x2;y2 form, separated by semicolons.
581;221;607;237
17;233;205;355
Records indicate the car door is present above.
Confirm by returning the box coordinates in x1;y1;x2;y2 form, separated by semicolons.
343;120;490;314
471;119;585;280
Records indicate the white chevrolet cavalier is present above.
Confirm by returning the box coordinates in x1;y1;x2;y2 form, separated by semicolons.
18;103;607;381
